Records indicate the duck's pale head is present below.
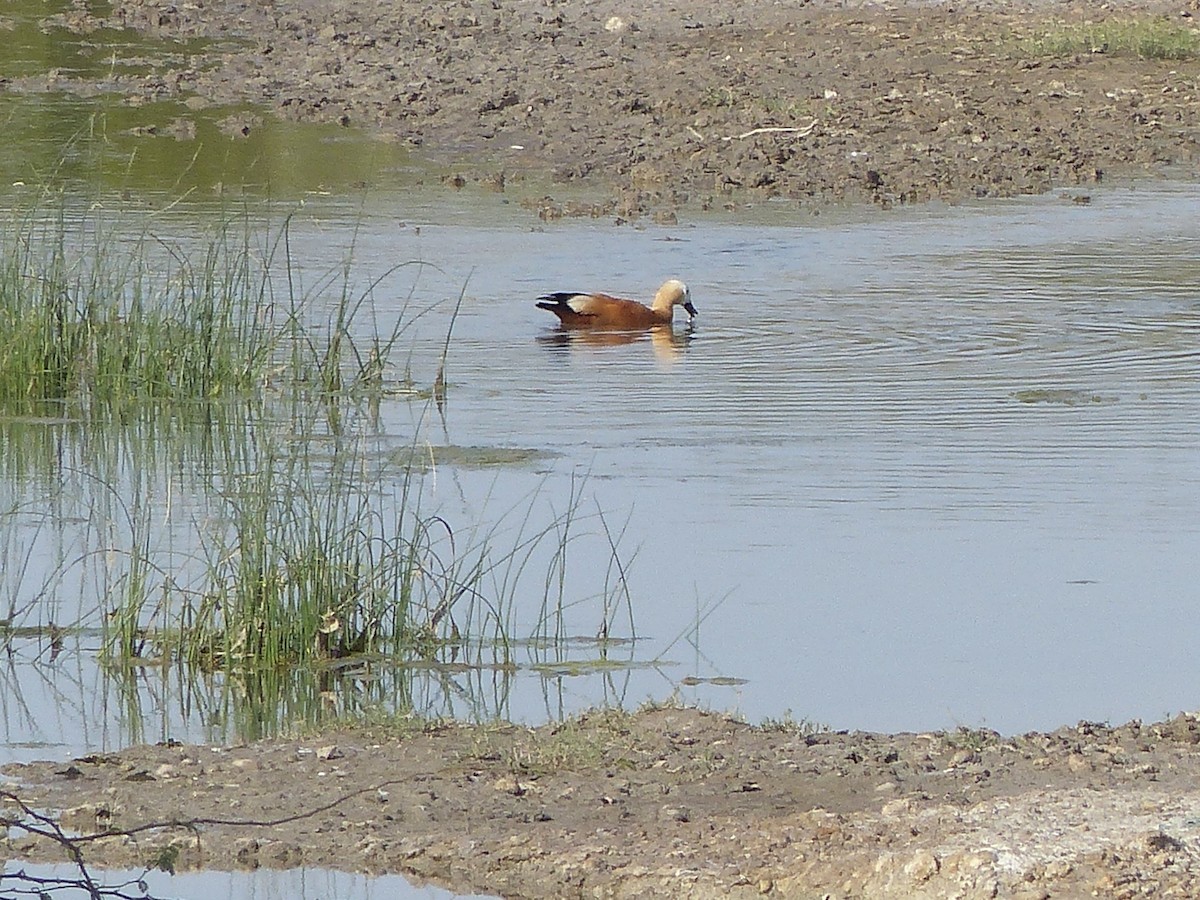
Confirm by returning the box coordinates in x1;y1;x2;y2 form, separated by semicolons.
656;279;697;319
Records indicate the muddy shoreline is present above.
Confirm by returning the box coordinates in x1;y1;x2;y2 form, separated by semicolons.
45;0;1200;218
8;707;1200;898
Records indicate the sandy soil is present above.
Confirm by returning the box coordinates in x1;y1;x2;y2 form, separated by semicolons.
8;2;1200;898
7;707;1200;898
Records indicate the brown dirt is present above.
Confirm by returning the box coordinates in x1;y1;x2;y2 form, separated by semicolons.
8;707;1200;898
9;2;1200;898
43;0;1200;218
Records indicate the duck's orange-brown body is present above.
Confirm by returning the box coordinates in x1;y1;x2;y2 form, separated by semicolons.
537;279;696;329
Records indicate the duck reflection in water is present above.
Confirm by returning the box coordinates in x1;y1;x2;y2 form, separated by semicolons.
536;323;694;360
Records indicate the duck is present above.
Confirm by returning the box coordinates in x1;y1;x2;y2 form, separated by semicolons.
536;279;696;329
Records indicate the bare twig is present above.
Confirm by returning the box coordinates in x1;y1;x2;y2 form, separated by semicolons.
2;793;100;895
730;120;819;140
1;779;418;898
4;779;411;843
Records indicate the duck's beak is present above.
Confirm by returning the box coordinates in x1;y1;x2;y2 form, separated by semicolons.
683;301;698;319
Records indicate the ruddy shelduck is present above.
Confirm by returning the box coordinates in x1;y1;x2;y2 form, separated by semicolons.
536;279;697;329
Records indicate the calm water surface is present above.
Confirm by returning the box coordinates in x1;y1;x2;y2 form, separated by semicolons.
349;182;1200;736
3;183;1199;754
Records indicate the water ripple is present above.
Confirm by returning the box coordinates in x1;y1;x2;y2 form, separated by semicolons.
372;184;1200;732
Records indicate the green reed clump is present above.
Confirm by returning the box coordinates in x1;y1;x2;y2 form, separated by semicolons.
0;212;260;410
0;204;407;416
180;435;404;670
1024;18;1200;59
163;430;629;676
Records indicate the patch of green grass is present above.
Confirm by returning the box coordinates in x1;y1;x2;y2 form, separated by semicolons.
696;88;817;121
391;444;557;474
943;725;1003;753
497;707;643;775
759;709;828;736
1024;18;1200;60
758;95;816;120
1013;388;1108;405
699;86;738;109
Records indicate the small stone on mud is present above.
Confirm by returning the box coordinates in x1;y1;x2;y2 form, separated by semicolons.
1066;753;1092;773
903;849;940;883
948;749;979;768
492;775;529;795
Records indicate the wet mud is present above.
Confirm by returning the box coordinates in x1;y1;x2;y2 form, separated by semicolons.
41;0;1200;217
8;707;1200;898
